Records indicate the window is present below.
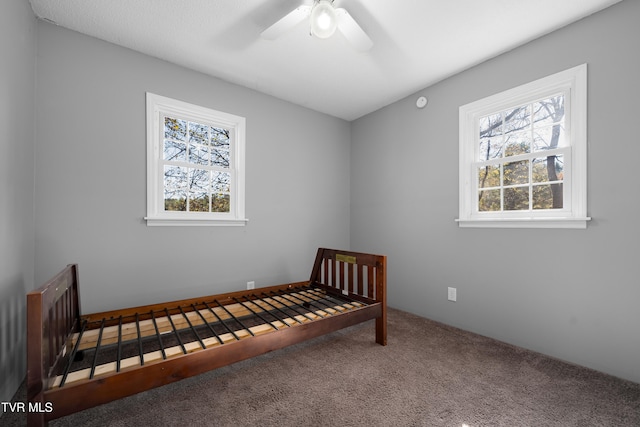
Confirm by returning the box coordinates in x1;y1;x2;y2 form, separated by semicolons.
457;64;589;228
145;93;247;226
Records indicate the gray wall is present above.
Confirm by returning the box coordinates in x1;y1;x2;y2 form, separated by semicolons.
3;0;638;407
351;0;640;383
34;23;351;314
0;0;36;404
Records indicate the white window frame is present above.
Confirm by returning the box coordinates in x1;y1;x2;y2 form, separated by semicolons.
145;93;247;226
457;64;590;229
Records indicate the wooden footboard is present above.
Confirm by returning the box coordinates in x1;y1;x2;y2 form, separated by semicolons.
26;248;386;426
27;264;81;426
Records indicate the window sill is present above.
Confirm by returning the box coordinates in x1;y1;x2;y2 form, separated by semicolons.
144;216;249;227
455;217;591;229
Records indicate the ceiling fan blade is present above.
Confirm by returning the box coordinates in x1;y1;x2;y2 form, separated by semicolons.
261;5;312;40
335;8;373;52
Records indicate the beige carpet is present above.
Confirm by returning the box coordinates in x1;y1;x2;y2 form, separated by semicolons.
4;308;640;426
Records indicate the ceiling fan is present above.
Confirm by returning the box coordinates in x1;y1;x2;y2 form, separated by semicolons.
261;0;373;52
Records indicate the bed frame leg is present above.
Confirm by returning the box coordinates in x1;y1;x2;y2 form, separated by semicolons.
376;315;387;346
375;255;387;346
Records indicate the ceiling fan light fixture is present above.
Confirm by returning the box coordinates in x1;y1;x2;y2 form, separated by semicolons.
310;0;337;39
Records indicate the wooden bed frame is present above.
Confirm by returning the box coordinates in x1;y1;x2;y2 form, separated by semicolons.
26;248;386;426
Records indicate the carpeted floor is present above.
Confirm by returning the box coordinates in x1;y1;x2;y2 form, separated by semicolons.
3;308;639;426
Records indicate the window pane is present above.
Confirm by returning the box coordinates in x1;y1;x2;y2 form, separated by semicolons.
189;122;209;144
478;189;501;212
189;144;209;166
478;165;499;188
533;183;563;209
479;138;504;161
503;105;530;134
164;166;187;211
189;193;209;212
533;155;564;183
212;171;231;192
165;196;186;212
211;127;230;148
164;117;186;141
504;132;531;156
503;160;529;186
533;95;564;127
504;187;529;211
479;113;502;138
164;140;186;162
212;193;230;213
189;169;210;193
212;149;230;168
533;125;566;151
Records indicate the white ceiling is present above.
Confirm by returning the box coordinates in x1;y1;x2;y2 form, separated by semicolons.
29;0;622;121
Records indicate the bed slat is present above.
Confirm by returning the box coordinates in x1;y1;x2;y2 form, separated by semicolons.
191;303;224;345
215;299;255;337
179;306;206;350
204;301;241;341
150;311;167;360
135;314;145;366
165;308;187;354
250;294;299;326
267;292;317;321
117;316;123;371
59;320;87;387
89;319;105;379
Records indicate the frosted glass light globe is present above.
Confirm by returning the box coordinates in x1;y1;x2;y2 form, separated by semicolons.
310;0;337;39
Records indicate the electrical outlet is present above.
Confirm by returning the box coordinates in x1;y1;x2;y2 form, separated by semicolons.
247;281;255;290
448;287;457;302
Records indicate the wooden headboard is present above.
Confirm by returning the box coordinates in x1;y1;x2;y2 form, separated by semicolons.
26;265;81;409
309;248;387;345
